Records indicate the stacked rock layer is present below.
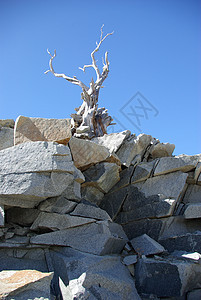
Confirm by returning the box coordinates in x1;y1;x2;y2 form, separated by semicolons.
0;117;200;300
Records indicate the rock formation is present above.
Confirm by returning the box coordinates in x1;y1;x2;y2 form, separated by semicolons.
0;117;201;300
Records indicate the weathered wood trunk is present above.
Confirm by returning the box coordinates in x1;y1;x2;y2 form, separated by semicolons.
45;26;114;139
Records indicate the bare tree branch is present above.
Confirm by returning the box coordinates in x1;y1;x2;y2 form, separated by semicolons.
79;25;114;83
45;49;89;92
44;26;114;138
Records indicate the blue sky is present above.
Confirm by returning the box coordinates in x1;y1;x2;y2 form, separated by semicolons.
1;0;200;155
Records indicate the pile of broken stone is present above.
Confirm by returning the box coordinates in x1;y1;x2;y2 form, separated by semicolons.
0;116;201;300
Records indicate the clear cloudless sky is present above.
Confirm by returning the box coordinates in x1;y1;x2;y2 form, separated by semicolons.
0;0;200;155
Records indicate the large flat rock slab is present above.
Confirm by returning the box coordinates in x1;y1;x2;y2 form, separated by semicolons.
0;141;84;207
14;115;71;145
154;155;201;176
139;171;188;199
0;172;80;208
0;141;82;176
30;211;96;231
30;221;127;255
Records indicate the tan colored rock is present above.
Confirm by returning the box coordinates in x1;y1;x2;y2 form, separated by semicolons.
69;136;111;169
14;115;71;145
0;270;53;299
150;142;175;158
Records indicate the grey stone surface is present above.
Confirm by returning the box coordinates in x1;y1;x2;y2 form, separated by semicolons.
122;218;164;241
92;130;131;153
198;173;201;185
0;205;4;227
0;252;48;273
99;186;129;220
195;162;201;181
60;175;82;200
81;185;104;205
159;231;201;253
183;203;201;219
14;226;29;236
122;255;138;265
69;136;111;169
0;141;82;176
182;184;201;204
154;156;199;176
70;202;112;221
149;142;175;159
110;166;134;193
131;160;156;184
38;196;77;214
0;141;84;207
0;127;14;151
130;234;165;255
3;235;30;245
50;247;141;300
83;162;120;193
30;221;127;255
139;171;188;199
0;270;53;299
115;185;177;224
135;257;181;298
135;255;201;298
6;207;40;226
30;211;96;231
116;133;152;167
159;216;201;240
187;289;201;300
0;172;80;208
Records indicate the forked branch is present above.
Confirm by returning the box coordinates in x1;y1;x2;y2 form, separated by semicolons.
79;25;114;83
44;26;114;138
44;49;88;92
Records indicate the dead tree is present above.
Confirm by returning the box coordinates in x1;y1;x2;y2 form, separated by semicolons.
45;25;114;138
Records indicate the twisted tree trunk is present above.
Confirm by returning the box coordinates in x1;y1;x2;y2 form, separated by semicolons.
45;25;114;139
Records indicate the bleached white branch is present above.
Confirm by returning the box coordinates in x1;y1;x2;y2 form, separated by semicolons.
45;49;88;92
79;25;114;84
